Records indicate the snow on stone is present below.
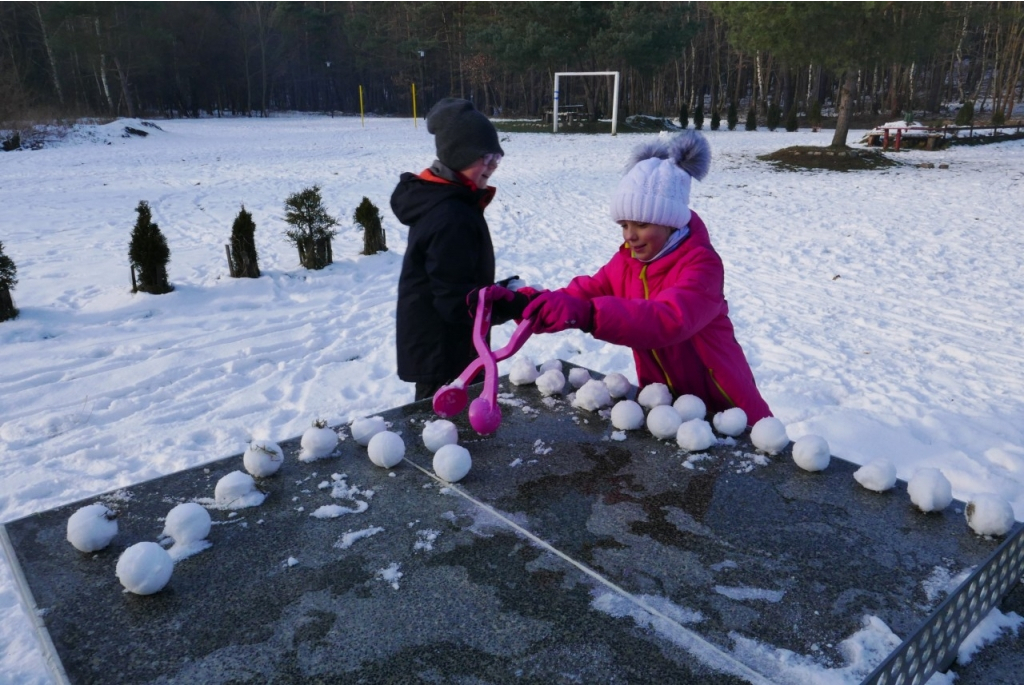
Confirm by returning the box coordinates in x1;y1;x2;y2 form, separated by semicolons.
377;562;403;590
750;417;790;455
637;383;672;409
611;400;645;430
792;435;831;472
603;372;632;399
712;408;747;437
965;494;1016;536
714;585;785;603
672;394;706;422
161;502;211;545
908;468;953;513
311;501;369;519
421;419;458;453
647;405;683;440
955;608;1024;665
414;529;440;551
243;440;284;477
299;423;339;462
591;590;703;626
572;379;611;411
350;416;386;446
853;459;898;492
367;430;405;468
535;369;566;396
433;444;472;483
533;439;553;455
334;526;384;549
116;542;174;595
508;356;540;385
212;471;265;509
676;419;716;452
567;367;591;389
66;503;118;553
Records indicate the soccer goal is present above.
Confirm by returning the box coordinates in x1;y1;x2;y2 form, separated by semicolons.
552;71;620;135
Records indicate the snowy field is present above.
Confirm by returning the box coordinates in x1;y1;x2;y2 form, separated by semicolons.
2;115;1023;682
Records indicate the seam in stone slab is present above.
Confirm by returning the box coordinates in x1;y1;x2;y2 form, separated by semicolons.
402;459;774;685
0;524;72;685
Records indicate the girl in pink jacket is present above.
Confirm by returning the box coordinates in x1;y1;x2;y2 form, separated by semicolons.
522;131;772;424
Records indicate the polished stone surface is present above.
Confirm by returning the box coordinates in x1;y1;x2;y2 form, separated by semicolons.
4;368;1021;684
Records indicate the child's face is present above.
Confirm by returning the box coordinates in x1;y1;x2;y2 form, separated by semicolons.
619;221;674;261
459;154;501;188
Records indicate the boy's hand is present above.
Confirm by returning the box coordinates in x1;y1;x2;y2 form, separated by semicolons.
467;285;534;324
522;291;594;334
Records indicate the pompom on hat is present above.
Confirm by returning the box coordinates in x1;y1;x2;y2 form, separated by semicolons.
427;98;504;172
610;131;711;230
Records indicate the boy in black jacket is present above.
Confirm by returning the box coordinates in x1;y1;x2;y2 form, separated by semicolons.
391;98;528;401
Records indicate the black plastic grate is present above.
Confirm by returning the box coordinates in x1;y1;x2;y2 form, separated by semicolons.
862;523;1024;685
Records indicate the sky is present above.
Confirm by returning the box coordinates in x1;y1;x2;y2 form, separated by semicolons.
1;114;1022;683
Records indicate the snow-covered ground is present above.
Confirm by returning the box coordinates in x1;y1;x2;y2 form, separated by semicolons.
2;115;1023;683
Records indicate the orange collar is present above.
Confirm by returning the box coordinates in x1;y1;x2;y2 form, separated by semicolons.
417;168;495;209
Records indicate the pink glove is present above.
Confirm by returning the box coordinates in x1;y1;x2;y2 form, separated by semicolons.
522;291;594;334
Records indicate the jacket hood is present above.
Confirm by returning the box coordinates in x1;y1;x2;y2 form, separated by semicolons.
391;172;486;227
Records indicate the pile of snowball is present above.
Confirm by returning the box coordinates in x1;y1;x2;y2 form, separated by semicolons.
349;413;472;485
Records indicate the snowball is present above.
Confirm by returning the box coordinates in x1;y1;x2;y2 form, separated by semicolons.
676;419;716;451
965;494;1016;536
792;435;831;472
539;359;563;374
536;369;566;396
672;394;706;422
712;408;747;437
508;357;540;385
243;440;284;477
610;400;645;431
568;368;592;389
637;383;672;409
750;417;789;455
854;459;898;492
67;503;118;553
422;420;458;453
299;424;339;462
116;542;173;595
908;468;953;513
214;471;264;508
647;405;683;440
351;416;386;446
573;379;611;411
162;502;211;544
434;444;472;483
603;373;632;399
368;431;405;468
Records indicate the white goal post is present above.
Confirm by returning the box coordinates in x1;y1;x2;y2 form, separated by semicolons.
553;71;620;135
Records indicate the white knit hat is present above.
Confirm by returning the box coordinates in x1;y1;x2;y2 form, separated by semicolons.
610;131;711;229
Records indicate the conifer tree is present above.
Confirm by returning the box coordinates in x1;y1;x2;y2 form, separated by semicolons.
766;102;781;131
0;240;18;321
954;101;974;126
284;186;338;270
711;109;721;131
679;103;689;129
727;101;739;130
229;206;260;278
785;103;799;132
128;201;172;294
354;197;387;256
745;106;757;131
809;100;823;131
693;101;705;130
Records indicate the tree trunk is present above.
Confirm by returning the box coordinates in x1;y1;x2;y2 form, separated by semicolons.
113;55;135;118
35;2;64;106
831;71;858;147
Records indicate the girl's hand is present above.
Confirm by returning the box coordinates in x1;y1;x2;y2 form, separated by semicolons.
522;291;594;334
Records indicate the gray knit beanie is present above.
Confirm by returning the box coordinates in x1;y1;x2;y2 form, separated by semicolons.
427;98;504;171
610;131;711;230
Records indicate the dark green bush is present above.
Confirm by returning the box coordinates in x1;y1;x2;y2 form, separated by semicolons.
693;101;705;130
229;206;260;278
284;186;337;270
955;101;974;126
785;104;798;132
0;240;18;321
679;103;689;129
745;106;757;131
766;102;781;131
710;109;721;131
354;197;387;256
727;101;738;131
128;201;172;294
809;100;822;129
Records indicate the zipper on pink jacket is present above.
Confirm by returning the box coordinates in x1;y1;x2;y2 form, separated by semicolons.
639;264;676;395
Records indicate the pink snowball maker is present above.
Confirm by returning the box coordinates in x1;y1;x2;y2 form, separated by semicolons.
432;286;533;435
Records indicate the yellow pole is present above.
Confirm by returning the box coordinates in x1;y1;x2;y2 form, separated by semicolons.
412;83;418;128
359;85;365;128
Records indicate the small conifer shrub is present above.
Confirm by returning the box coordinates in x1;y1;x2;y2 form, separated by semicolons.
0;240;18;321
679;103;689;129
693;101;705;130
991;108;1005;126
284;186;338;270
745;106;757;131
809;100;822;130
727;101;738;131
785;104;799;132
229;206;260;278
710;109;721;131
766;102;781;131
354;197;387;256
955;101;974;127
128;201;172;294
